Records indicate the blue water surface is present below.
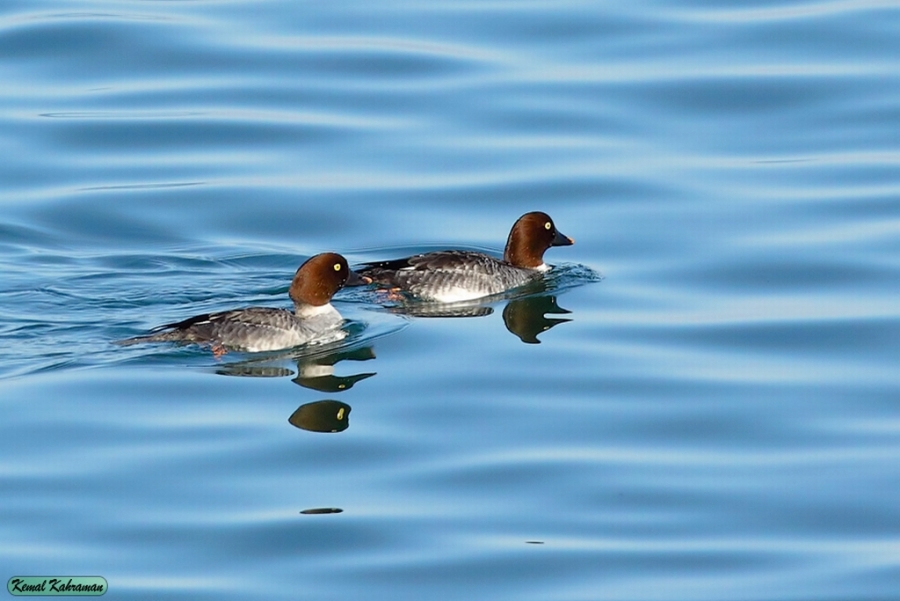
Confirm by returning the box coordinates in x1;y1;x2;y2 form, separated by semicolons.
2;1;900;599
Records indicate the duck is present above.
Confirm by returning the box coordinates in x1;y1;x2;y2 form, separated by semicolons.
358;211;573;302
118;252;367;354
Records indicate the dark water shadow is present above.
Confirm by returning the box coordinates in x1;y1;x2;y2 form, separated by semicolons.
289;400;352;433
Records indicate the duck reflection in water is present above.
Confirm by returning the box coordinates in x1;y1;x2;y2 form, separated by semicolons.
290;346;375;392
502;295;572;344
382;291;572;344
214;344;376;391
211;345;375;435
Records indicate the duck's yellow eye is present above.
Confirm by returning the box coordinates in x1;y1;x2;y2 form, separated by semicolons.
334;263;342;271
544;221;552;230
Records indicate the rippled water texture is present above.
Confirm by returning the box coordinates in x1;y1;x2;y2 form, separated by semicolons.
2;1;900;599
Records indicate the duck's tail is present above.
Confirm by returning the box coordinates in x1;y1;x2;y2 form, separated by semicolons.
113;329;185;346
